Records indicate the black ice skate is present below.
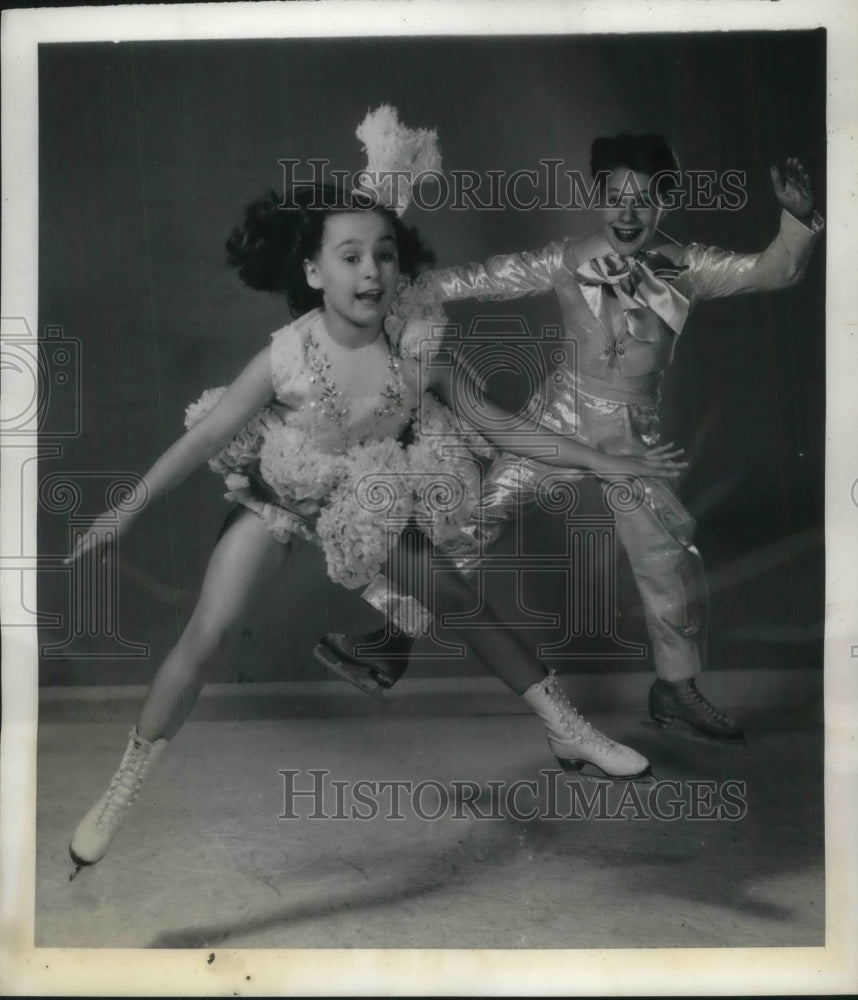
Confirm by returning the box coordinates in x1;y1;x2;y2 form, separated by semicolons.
643;678;746;748
313;628;410;701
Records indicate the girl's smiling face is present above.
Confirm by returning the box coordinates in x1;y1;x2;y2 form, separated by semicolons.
600;167;664;256
303;211;400;342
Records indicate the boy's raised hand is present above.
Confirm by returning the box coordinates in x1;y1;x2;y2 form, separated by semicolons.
770;158;814;222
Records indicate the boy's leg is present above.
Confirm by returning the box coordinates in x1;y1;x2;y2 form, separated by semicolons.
609;478;706;682
610;479;744;745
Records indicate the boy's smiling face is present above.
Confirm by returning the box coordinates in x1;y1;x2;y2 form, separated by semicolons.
600;167;664;256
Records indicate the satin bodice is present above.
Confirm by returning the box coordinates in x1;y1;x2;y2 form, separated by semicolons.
269;309;420;453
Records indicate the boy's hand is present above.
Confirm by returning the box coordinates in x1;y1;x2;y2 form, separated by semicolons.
593;443;689;480
771;158;814;222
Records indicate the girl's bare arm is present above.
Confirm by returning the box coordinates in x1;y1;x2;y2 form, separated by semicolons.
65;346;276;562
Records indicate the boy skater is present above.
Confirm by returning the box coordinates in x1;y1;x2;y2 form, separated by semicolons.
316;134;821;748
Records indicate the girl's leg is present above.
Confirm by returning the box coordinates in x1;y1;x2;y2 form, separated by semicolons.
384;524;541;694
383;525;651;780
137;506;288;740
316;456;533;694
314;580;417;697
70;508;288;871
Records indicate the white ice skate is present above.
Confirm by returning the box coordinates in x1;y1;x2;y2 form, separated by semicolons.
69;727;168;878
523;670;653;782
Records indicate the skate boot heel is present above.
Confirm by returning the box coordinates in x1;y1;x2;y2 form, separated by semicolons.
523;670;653;783
554;752;654;784
554;756;586;773
646;711;674;726
642;714;697;741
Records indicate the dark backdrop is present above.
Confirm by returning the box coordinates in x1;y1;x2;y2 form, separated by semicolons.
37;32;825;684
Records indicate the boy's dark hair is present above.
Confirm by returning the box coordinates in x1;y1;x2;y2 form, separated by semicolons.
226;185;435;316
590;133;681;202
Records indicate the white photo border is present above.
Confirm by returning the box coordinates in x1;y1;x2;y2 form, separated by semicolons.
1;0;856;995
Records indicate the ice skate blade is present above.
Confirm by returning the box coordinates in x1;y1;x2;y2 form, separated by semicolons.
68;846;92;881
313;642;391;702
642;717;746;749
555;756;656;785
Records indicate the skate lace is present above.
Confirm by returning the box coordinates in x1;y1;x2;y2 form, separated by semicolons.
686;681;731;724
94;747;148;829
544;673;617;752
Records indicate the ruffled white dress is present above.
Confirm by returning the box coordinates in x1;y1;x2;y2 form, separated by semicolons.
185;290;493;590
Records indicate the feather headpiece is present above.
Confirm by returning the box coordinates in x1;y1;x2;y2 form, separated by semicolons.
355;104;443;216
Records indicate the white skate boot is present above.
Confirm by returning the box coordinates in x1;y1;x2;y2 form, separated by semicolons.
523;671;652;781
69;727;167;878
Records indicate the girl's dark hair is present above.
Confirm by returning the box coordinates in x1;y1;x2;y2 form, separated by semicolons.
226;184;435;316
590;133;681;201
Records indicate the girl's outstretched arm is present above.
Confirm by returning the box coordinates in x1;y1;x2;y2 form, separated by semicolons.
65;346;276;563
427;365;687;480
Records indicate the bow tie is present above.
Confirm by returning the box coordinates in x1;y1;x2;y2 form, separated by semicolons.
574;250;690;341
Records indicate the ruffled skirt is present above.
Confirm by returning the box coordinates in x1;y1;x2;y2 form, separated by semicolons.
185;389;495;590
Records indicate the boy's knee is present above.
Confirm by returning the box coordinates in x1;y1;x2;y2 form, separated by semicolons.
648;608;704;641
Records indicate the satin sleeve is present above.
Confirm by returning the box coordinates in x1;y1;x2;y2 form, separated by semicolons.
675;209;824;303
414;240;567;304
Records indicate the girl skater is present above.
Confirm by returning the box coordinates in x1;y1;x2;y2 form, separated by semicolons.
65;122;687;875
